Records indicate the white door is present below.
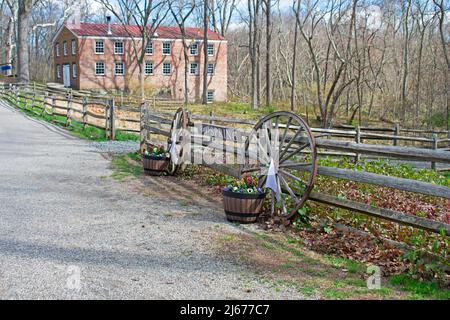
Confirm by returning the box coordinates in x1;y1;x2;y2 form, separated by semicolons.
63;64;71;87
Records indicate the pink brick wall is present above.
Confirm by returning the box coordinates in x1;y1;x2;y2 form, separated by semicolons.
54;26;227;102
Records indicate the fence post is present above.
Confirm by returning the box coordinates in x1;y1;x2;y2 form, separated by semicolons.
82;97;88;130
355;125;361;163
431;134;438;170
140;101;147;153
66;90;73;127
51;94;55;115
393;123;400;146
107;99;115;140
209;111;213;124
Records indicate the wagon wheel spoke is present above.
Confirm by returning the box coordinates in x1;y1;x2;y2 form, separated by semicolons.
280;142;309;164
279;127;303;161
279;117;292;152
278;174;299;203
279;168;310;193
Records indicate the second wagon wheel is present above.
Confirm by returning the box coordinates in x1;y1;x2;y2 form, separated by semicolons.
241;111;317;219
167;107;190;175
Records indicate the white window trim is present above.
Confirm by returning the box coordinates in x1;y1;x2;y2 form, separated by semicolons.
95;61;105;75
207;43;214;56
207;63;215;75
162;62;171;75
55;44;60;57
72;63;77;79
144;61;154;75
190;42;199;56
162;42;172;55
189;62;199;75
145;42;153;55
95;40;105;54
114;62;125;76
114;41;124;55
56;64;61;78
71;40;76;55
207;90;214;103
63;41;68;56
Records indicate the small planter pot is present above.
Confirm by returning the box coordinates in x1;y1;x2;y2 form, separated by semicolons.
222;189;266;223
142;155;169;176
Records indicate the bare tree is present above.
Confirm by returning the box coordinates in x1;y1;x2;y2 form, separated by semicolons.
170;0;196;105
97;0;169;99
247;0;262;109
202;0;208;104
263;0;272;107
16;0;34;83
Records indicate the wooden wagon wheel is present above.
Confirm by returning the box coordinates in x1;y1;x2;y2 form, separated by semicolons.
241;111;317;220
167;107;189;175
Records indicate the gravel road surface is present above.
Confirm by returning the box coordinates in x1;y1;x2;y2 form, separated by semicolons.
0;101;305;299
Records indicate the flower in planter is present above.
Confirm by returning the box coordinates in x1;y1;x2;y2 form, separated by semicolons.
144;144;169;159
224;175;265;194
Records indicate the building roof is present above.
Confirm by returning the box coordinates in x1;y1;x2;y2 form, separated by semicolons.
65;23;226;41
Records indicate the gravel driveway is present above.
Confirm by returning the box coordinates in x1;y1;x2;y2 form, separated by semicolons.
0;101;305;299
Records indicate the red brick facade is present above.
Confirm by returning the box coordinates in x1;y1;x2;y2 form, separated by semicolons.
53;23;227;102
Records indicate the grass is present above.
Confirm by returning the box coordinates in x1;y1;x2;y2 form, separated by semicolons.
111;153;143;181
390;275;450;300
327;256;365;274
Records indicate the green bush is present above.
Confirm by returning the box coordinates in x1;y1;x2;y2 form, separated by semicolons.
426;112;450;128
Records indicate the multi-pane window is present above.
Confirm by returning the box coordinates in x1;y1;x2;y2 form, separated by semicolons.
207;43;214;56
114;41;124;54
95;61;105;75
95;41;104;54
63;41;68;56
56;64;61;78
71;40;76;55
72;63;77;79
162;62;171;75
190;62;199;75
145;61;153;75
115;62;125;75
190;42;198;55
162;42;171;55
55;43;60;57
207;63;214;75
145;42;153;55
207;90;214;103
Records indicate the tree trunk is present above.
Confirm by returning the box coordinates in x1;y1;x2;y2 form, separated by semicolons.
265;0;272;107
202;0;209;104
290;0;300;111
17;0;33;83
5;17;13;76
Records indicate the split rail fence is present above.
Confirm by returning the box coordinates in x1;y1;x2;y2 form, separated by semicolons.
1;83;449;236
141;106;450;236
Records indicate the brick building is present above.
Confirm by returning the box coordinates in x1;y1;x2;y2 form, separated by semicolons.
52;22;227;102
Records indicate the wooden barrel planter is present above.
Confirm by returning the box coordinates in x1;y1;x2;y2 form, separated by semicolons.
222;189;266;223
142;155;169;176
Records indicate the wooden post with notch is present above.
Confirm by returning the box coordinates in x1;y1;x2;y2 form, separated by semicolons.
393;123;400;146
431;134;438;170
66;90;73;127
106;99;115;140
82;97;88;130
355;125;361;163
140;101;147;153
